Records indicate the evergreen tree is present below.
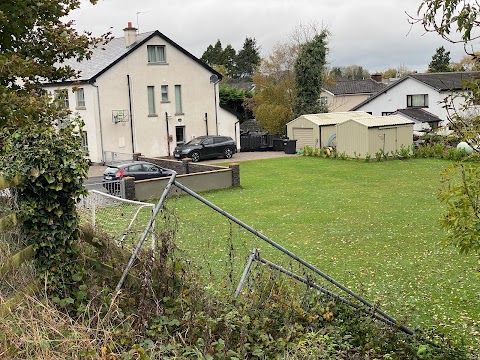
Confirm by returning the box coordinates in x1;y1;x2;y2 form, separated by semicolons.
293;31;329;117
428;46;452;72
201;40;224;66
235;37;261;79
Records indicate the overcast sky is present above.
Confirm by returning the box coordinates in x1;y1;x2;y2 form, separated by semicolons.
69;0;469;73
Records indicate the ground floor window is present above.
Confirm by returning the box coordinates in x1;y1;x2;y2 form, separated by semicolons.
81;131;88;153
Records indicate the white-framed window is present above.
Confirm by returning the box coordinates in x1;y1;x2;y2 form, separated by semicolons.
147;45;166;63
175;85;183;114
54;89;69;109
81;131;88;153
147;86;156;115
161;85;169;102
407;94;428;108
320;96;328;106
75;88;85;108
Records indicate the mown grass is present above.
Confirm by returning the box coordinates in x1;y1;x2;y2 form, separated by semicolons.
169;156;479;348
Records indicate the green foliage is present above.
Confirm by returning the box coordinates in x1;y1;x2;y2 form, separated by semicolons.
201;37;260;80
235;37;261;79
219;86;253;120
293;30;329;117
0;0;106;307
428;46;452;73
416;0;479;45
0;0;110;133
330;65;370;80
439;163;480;257
1;118;88;307
248;42;296;134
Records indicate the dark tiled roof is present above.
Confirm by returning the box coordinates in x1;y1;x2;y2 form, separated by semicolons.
410;71;480;91
394;108;442;124
351;72;480;110
324;79;386;95
45;30;221;84
223;79;255;91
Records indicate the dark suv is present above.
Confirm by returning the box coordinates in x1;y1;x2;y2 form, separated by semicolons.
173;135;237;162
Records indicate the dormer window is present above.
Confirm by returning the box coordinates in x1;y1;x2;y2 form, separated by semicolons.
407;94;428;108
147;45;166;63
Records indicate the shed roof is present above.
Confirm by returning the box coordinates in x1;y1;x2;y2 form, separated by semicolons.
346;115;414;128
287;111;373;126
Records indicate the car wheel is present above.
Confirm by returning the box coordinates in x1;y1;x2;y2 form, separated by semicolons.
224;147;233;159
190;151;200;162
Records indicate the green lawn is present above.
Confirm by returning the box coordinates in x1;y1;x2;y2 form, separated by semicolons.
167;156;479;347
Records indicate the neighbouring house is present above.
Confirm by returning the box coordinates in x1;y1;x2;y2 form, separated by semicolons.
42;22;240;164
286;111;373;150
320;76;386;112
336;115;414;158
350;72;480;134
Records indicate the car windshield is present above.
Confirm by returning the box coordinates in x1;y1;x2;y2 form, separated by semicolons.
185;137;206;146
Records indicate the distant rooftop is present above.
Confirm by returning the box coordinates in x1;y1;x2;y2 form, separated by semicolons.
324;78;386;95
351;71;480;110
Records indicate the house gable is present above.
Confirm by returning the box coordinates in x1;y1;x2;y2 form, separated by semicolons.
44;30;222;86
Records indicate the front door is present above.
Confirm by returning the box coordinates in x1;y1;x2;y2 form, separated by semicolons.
176;126;185;146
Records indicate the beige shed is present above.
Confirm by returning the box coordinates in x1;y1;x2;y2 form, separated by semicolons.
286;112;372;150
336;115;414;158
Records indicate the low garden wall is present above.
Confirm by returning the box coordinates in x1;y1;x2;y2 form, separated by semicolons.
126;154;240;201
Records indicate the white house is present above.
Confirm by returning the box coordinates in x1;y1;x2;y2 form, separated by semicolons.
350;72;480;134
43;23;239;164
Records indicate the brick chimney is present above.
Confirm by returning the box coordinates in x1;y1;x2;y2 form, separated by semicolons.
123;22;137;47
371;73;382;83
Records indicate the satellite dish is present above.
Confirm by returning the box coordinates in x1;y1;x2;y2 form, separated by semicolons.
210;74;219;83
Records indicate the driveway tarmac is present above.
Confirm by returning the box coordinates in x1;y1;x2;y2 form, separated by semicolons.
87;151;299;178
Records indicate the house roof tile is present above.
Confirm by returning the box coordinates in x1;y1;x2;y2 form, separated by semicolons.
350;71;480;110
394;108;442;124
324;79;386;95
46;30;221;84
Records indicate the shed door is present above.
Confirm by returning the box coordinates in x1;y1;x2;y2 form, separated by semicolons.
292;127;314;150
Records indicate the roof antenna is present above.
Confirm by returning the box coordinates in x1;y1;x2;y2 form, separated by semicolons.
136;10;150;33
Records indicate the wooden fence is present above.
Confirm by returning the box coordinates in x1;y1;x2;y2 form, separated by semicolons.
0;175;38;317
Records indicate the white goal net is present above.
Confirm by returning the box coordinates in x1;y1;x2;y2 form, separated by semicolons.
76;190;155;250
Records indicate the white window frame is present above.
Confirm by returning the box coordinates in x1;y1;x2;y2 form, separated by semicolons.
147;86;156;116
175;85;183;114
54;89;69;109
75;88;85;109
161;85;169;102
147;45;166;63
81;131;88;153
